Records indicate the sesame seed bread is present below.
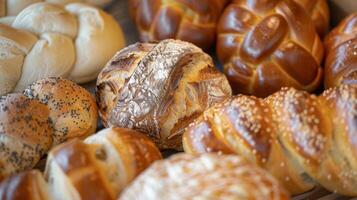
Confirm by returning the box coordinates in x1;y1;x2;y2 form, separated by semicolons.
183;84;357;196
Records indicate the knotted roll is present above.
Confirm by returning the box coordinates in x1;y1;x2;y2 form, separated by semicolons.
0;77;98;179
0;2;125;95
183;84;357;196
45;127;162;200
217;0;323;97
129;0;229;49
96;39;232;150
324;13;357;88
120;153;290;200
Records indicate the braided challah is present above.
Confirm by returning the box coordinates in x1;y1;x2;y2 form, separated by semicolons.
0;0;112;19
183;84;357;196
324;13;357;88
45;127;162;200
120;153;290;200
0;2;125;96
129;0;229;50
96;39;232;150
0;77;97;179
217;0;323;97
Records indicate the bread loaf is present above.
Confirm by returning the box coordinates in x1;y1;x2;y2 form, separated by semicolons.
0;0;112;18
96;39;232;150
45;127;162;200
0;170;51;200
217;0;323;97
0;2;125;95
0;77;98;179
293;0;329;37
324;13;357;88
129;0;229;49
0;94;52;179
24;77;98;146
183;84;357;196
120;153;290;200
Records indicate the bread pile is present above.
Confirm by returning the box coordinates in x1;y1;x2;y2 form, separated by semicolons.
0;0;356;199
0;2;125;95
0;77;98;179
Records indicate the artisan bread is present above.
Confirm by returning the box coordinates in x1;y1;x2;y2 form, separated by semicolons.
96;39;232;150
324;13;357;88
217;0;323;97
183;84;357;196
120;153;290;200
45;127;162;200
0;2;125;95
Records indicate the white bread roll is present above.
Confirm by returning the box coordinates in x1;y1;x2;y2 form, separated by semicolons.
0;2;125;95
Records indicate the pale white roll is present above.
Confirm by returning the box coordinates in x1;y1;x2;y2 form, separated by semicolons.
6;0;42;16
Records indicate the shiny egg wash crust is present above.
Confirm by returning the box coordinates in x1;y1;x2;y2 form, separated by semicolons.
183;84;357;196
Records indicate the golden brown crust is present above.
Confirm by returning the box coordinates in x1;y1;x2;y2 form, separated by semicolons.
24;77;98;146
97;39;232;150
120;153;290;200
0;170;50;200
0;94;52;179
324;13;357;88
129;0;229;49
45;127;161;199
216;0;323;97
293;0;329;37
183;84;357;196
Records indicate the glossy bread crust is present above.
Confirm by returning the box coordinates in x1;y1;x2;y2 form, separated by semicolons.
183;84;357;196
324;13;357;88
217;0;323;97
96;39;232;150
129;0;229;49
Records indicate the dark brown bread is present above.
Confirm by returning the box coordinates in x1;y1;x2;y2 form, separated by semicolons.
324;13;357;88
183;84;357;196
216;0;323;97
96;39;232;150
129;0;229;49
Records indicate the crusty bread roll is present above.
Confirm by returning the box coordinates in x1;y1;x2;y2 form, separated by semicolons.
129;0;229;50
324;13;357;88
0;94;52;180
45;127;162;200
0;2;125;95
120;153;290;200
96;39;232;150
293;0;329;37
183;84;357;196
0;170;51;200
0;0;112;18
0;78;98;179
24;77;98;146
217;0;323;97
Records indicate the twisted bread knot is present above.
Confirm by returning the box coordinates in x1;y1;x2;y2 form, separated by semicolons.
217;0;323;97
324;13;357;88
0;77;98;179
0;0;112;19
183;84;357;196
0;2;125;96
129;0;229;49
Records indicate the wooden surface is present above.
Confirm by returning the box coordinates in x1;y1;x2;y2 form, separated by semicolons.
85;1;357;199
